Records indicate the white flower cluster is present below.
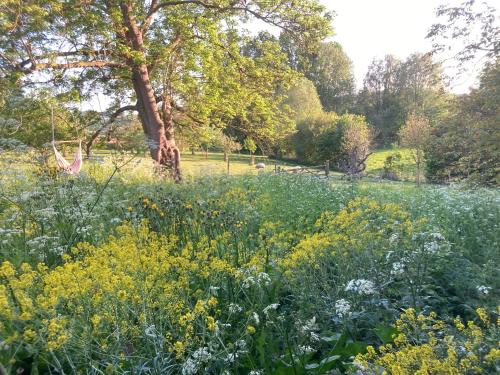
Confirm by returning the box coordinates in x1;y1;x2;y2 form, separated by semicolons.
391;262;405;276
477;285;492;295
334;299;351;318
296;345;316;355
182;347;212;375
228;303;243;314
345;279;376;295
241;271;271;289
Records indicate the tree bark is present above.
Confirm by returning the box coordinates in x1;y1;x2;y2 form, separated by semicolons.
131;67;181;182
120;2;181;181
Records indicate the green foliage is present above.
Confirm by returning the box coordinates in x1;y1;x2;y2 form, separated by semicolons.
425;59;500;186
293;113;371;169
355;54;449;145
0;0;332;161
243;137;257;154
382;152;403;180
0;91;81;149
281;77;324;122
279;34;355;114
308;42;355;113
364;148;417;181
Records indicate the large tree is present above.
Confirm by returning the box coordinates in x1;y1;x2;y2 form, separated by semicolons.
356;54;448;144
0;0;331;181
279;33;355;113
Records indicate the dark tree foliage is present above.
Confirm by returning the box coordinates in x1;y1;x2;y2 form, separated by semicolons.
425;59;500;185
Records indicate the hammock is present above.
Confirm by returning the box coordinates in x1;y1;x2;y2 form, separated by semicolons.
52;141;83;174
51;107;83;174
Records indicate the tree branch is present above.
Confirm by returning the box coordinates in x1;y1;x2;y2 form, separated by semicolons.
149;0;295;33
22;60;125;73
85;104;138;157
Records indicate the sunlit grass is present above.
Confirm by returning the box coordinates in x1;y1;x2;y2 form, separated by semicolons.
366;147;417;180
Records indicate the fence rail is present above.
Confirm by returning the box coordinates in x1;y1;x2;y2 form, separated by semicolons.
273;160;331;178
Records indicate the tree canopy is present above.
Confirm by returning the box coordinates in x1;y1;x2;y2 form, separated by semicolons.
0;0;332;179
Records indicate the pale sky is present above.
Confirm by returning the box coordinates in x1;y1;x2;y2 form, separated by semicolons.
322;0;487;93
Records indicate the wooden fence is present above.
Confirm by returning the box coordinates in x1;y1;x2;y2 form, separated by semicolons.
273;160;331;179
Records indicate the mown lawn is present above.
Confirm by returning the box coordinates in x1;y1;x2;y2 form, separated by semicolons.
365;147;417;180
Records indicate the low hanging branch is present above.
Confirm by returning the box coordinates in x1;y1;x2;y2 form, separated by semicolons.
85;104;138;157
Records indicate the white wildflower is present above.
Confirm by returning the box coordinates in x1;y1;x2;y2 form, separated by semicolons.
391;262;405;276
181;358;197;375
424;241;439;253
192;347;211;362
242;276;256;289
296;345;316;355
334;299;351;318
251;312;260;325
224;352;238;364
257;272;271;286
345;279;376;295
229;303;243;314
477;285;491;295
263;303;279;316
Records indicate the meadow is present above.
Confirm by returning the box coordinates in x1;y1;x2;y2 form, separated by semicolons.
0;150;499;374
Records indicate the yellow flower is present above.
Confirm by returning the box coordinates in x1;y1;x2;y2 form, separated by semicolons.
91;315;102;328
246;325;256;335
23;328;37;342
476;307;489;325
207;296;218;308
206;316;216;331
173;341;185;358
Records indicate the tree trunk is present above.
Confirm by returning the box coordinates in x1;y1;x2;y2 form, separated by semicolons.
121;2;181;182
224;151;228;162
249;153;254;165
416;149;421;186
131;67;181;182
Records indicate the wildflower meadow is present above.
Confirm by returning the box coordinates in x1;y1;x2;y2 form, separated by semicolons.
0;154;498;374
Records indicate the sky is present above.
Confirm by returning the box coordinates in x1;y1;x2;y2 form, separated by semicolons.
319;0;485;93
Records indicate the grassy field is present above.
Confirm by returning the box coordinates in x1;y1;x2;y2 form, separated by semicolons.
365;147;417;180
86;147;417;181
0;150;498;374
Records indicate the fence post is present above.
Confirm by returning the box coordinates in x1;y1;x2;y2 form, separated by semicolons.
325;160;330;177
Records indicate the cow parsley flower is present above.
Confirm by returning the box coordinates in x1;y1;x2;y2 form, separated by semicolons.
334;299;351;318
228;303;243;314
391;262;405;275
345;279;376;295
477;285;491;295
